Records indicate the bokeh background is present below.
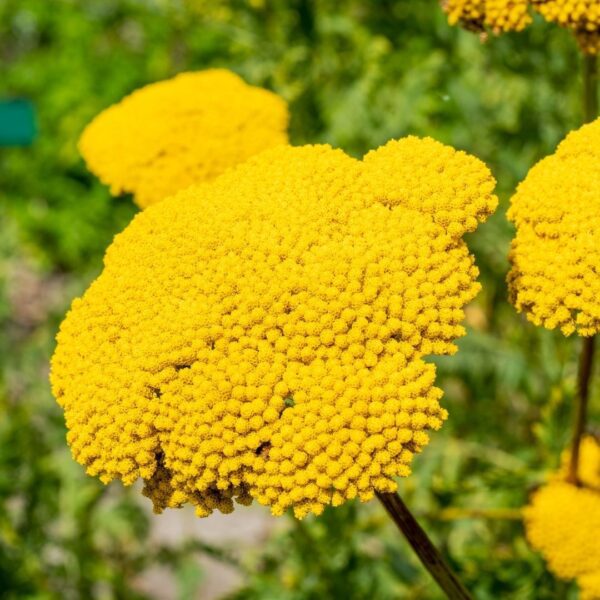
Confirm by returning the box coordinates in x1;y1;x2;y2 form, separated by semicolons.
1;1;596;598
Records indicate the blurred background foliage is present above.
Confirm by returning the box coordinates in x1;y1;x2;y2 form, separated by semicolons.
0;0;596;598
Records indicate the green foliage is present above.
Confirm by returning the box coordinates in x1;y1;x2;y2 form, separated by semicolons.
1;0;597;598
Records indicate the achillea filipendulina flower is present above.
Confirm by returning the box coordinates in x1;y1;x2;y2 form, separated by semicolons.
442;0;600;51
580;572;600;600
79;69;289;209
557;435;600;488
485;0;532;32
51;139;497;519
442;0;486;32
524;437;600;596
532;0;600;54
508;118;600;336
441;0;531;34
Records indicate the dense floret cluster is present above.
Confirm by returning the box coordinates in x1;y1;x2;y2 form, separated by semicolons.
441;0;531;33
486;0;532;31
508;118;600;336
79;69;289;209
51;139;497;519
581;572;600;600
442;0;600;52
442;0;486;31
524;437;600;598
532;0;600;54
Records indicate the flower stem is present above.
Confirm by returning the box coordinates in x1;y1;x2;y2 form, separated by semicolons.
566;55;599;485
567;335;596;485
376;491;472;600
584;54;598;124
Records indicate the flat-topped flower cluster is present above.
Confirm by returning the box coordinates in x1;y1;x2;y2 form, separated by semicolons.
442;0;600;53
51;138;497;519
79;69;289;209
524;437;600;600
508;118;600;336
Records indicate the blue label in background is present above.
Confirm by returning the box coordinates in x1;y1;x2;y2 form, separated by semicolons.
0;99;37;146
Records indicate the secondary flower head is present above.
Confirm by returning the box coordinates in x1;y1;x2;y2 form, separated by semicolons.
532;0;600;54
51;139;497;519
508;118;600;336
79;69;289;209
442;1;600;52
524;437;600;596
441;0;532;34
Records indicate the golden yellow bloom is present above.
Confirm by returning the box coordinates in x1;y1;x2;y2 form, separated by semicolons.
580;572;600;600
532;0;600;54
485;0;531;32
51;139;497;519
557;435;600;488
524;437;600;596
508;118;600;336
79;69;289;209
442;0;486;31
441;0;531;33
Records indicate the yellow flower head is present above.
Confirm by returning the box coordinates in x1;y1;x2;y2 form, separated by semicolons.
79;69;289;209
580;571;600;600
51;139;497;519
441;0;531;34
442;0;486;31
532;0;600;54
485;0;532;32
524;437;600;595
557;435;600;488
508;118;600;336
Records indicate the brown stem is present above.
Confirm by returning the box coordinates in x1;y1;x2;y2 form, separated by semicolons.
376;491;472;600
583;54;598;124
566;55;598;484
567;336;596;485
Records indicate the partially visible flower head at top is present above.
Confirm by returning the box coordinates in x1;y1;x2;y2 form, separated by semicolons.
508;118;600;336
51;139;497;519
441;0;532;34
442;0;600;53
532;0;600;54
79;69;289;209
524;436;600;600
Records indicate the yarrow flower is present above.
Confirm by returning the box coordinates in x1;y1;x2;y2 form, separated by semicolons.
442;0;600;53
51;139;497;519
531;0;600;54
79;69;289;209
508;118;600;336
441;0;532;34
524;436;600;599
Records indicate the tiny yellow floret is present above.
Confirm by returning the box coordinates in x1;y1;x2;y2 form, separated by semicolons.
79;69;289;208
524;436;600;598
51;139;497;519
508;118;600;337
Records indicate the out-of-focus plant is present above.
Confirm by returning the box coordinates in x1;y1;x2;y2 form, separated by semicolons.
79;69;289;209
441;0;600;55
524;437;600;600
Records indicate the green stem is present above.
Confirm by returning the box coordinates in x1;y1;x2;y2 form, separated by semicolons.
583;54;598;123
567;336;596;485
376;491;472;600
419;507;523;521
566;55;598;484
